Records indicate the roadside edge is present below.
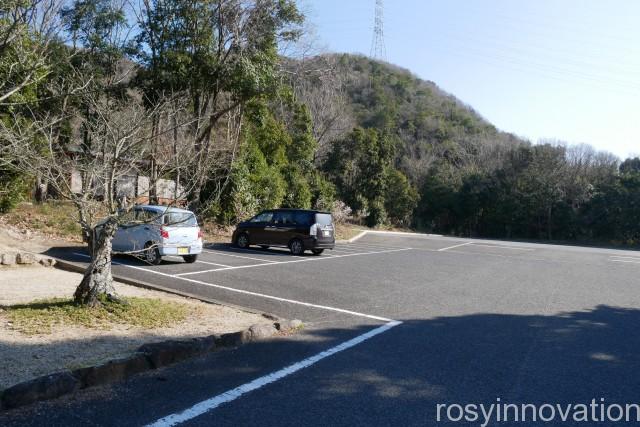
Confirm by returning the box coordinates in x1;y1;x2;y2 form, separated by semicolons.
0;319;303;411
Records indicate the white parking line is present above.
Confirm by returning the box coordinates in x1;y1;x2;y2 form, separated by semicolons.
208;246;292;258
610;258;640;264
330;246;374;253
146;320;402;427
437;242;472;252
343;242;407;250
175;248;413;277
195;260;233;267
72;252;393;322
202;249;279;263
610;256;640;261
469;243;534;251
163;255;232;268
174;263;273;276
72;250;403;426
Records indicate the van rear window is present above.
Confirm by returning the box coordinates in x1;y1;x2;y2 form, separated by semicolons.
315;213;333;225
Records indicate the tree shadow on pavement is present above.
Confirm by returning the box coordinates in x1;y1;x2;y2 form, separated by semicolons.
2;304;640;426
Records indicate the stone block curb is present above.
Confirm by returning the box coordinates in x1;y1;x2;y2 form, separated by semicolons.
0;319;303;412
138;336;216;369
0;372;79;410
0;250;56;267
72;353;152;388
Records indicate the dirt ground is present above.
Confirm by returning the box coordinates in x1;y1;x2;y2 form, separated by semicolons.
0;267;269;390
0;219;75;256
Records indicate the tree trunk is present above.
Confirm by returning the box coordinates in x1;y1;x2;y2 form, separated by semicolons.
74;217;118;307
149;115;159;205
34;174;48;203
173;114;180;204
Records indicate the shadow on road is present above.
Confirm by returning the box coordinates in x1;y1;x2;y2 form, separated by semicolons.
2;304;640;426
204;242;320;258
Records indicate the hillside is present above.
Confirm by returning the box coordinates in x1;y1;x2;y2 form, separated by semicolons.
289;54;638;244
344;55;524;178
291;54;525;184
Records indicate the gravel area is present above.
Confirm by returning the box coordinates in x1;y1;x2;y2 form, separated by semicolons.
0;267;269;390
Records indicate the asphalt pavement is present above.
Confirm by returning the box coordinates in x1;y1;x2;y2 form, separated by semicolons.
3;233;640;426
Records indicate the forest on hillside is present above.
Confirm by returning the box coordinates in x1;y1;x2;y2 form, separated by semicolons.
298;54;640;245
2;0;640;249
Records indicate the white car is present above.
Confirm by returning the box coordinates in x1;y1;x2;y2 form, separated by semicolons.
112;205;203;265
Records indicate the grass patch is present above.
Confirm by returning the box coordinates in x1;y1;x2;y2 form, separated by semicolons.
201;221;234;244
5;296;190;335
334;223;367;241
2;201;83;241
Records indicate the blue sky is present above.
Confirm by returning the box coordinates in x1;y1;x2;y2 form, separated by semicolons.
303;0;640;159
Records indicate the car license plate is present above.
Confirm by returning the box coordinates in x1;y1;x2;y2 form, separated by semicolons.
323;230;331;237
177;247;189;255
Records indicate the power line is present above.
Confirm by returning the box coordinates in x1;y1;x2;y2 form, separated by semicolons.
370;0;386;61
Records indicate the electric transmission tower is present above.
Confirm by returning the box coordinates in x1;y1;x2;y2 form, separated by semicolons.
370;0;387;61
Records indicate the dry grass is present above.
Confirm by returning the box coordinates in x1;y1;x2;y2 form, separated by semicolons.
2;201;83;242
334;223;367;241
1;202;385;244
4;296;190;335
201;221;234;243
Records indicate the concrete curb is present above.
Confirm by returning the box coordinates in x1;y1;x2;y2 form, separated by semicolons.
0;319;303;411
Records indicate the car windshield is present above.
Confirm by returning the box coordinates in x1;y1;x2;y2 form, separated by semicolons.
163;212;197;227
315;213;333;226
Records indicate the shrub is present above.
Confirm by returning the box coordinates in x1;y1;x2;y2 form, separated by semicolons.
331;200;352;224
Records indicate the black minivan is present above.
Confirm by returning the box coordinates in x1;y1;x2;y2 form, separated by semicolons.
232;209;335;255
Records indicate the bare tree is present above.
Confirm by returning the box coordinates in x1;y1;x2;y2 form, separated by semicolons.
0;77;202;305
284;55;355;162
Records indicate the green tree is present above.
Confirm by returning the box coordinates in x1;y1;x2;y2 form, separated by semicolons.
384;168;417;226
325;127;394;225
135;0;304;207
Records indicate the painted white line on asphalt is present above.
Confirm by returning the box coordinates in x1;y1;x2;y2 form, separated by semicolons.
346;229;443;243
327;246;374;253
175;248;413;276
610;256;640;261
146;320;402;427
162;256;232;268
469;244;534;251
343;241;408;250
174;262;286;276
610;259;640;264
72;253;393;322
437;242;472;252
194;260;233;268
74;253;154;269
207;246;292;258
202;249;279;263
336;244;408;252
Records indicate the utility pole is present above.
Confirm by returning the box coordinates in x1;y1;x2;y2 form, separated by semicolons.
370;0;387;61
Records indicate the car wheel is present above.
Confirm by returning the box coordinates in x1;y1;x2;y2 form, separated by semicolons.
289;239;305;256
260;245;270;250
311;249;324;256
144;242;162;265
183;254;198;263
236;233;250;249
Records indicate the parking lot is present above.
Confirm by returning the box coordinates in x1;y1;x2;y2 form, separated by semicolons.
6;233;640;426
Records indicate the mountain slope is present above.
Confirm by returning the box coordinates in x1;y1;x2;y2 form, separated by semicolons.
293;53;525;186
